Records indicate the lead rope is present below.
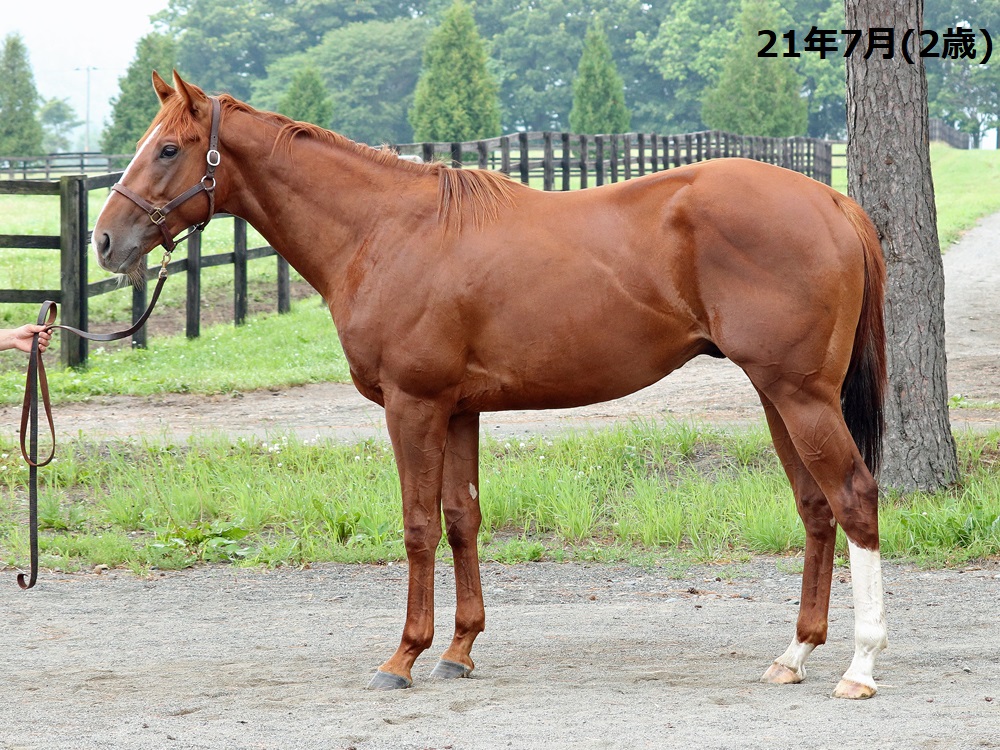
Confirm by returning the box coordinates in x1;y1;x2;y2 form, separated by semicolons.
17;251;172;589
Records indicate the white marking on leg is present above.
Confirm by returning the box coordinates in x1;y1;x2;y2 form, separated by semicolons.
468;483;478;500
840;540;888;691
774;636;815;678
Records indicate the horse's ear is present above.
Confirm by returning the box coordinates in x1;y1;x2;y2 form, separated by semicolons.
152;70;175;104
172;70;210;115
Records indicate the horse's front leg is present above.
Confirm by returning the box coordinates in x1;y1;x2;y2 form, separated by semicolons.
430;411;485;680
368;392;451;690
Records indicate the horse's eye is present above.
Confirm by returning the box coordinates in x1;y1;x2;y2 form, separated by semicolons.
159;145;179;159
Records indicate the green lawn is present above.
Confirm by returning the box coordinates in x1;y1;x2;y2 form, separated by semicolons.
930;144;1000;247
0;423;996;573
829;142;1000;248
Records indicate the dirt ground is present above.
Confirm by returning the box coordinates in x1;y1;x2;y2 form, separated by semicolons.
1;214;999;749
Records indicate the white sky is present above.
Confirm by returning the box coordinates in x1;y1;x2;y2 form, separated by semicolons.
3;0;169;150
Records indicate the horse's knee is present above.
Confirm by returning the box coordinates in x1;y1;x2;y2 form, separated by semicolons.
444;503;482;550
795;486;836;537
403;520;443;557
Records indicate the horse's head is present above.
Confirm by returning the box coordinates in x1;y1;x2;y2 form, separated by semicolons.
93;71;221;280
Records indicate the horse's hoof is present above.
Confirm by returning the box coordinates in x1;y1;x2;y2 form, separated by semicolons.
760;661;804;685
832;678;877;700
367;670;412;690
430;659;473;680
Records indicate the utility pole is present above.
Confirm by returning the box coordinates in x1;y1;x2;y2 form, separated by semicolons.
74;66;97;151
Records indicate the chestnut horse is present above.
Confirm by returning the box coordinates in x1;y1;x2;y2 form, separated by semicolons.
92;72;888;699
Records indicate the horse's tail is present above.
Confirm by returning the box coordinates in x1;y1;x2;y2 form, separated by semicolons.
833;192;887;477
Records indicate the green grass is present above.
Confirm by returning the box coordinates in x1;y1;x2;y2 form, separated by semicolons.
929;144;1000;248
829;142;1000;249
0;422;997;575
0;296;349;403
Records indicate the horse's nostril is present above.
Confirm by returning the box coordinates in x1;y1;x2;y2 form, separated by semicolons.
95;232;111;259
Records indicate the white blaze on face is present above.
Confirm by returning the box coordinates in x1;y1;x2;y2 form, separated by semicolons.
94;124;162;227
469;483;478;500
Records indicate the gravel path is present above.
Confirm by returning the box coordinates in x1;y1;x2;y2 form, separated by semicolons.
2;559;998;750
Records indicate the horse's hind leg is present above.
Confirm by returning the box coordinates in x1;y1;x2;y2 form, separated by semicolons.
431;411;485;680
756;391;836;685
763;384;887;699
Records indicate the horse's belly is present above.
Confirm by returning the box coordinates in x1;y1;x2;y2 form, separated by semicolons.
459;332;708;413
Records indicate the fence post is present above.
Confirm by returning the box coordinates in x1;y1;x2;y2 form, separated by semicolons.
542;132;554;191
578;134;589;189
623;134;633;180
610;134;620;182
561;132;571;191
518;132;530;184
277;255;291;314
131;276;148;349
595;136;605;186
450;142;462;168
818;140;833;185
59;175;88;367
477;140;489;170
234;217;248;325
186;231;202;338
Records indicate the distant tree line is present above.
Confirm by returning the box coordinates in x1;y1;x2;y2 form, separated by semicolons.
3;0;998;157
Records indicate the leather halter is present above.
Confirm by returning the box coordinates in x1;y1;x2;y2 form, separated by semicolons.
111;96;222;252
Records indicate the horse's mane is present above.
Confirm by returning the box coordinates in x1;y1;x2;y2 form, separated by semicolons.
147;93;517;232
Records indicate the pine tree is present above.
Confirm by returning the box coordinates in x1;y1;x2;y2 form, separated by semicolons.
701;0;807;137
277;67;334;127
569;18;630;135
409;0;501;142
40;98;82;153
101;33;177;156
0;33;44;156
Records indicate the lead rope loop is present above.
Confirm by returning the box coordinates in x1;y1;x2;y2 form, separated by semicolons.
17;257;171;589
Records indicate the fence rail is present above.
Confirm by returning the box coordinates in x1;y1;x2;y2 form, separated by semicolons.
394;130;833;187
2;129;833;368
1;173;291;367
0;152;133;180
928;118;972;149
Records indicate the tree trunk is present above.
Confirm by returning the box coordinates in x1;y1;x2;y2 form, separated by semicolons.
844;0;958;491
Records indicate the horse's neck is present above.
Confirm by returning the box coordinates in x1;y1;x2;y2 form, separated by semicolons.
218;113;427;301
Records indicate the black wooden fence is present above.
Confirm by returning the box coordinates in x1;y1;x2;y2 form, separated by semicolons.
394;130;833;187
1;152;132;180
1;129;833;368
927;118;972;150
0;173;290;368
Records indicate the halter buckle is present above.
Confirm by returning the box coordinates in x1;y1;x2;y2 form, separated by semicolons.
149;208;167;225
207;149;221;168
159;249;172;279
